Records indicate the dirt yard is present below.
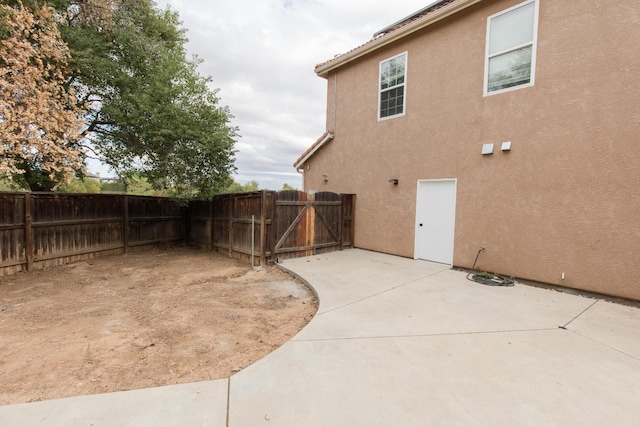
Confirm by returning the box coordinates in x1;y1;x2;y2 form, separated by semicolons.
0;247;317;405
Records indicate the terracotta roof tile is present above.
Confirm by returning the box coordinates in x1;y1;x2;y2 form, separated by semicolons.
374;0;456;37
315;0;457;72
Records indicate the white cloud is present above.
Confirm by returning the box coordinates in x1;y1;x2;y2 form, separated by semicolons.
150;0;429;190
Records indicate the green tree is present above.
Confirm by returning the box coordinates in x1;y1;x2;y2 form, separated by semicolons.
281;183;296;191
124;175;156;196
100;179;126;193
56;176;102;193
73;0;238;198
1;0;238;197
0;176;25;191
223;179;260;194
243;180;261;192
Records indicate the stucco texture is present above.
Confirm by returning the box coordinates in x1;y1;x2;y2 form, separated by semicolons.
301;0;640;300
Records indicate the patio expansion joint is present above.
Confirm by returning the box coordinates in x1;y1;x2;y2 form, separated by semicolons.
560;300;600;329
316;269;449;316
225;377;231;427
562;328;640;362
292;327;558;343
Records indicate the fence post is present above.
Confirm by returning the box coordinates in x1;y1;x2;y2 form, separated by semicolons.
259;190;268;266
339;194;345;249
123;195;129;253
251;214;255;267
228;194;234;258
183;201;190;246
347;194;355;248
269;191;278;262
306;192;315;256
24;193;33;272
209;198;214;250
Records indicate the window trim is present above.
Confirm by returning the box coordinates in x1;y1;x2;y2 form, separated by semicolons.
378;51;408;121
483;0;539;96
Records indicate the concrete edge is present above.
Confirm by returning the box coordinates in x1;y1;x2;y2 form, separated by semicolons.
453;267;640;309
275;262;321;305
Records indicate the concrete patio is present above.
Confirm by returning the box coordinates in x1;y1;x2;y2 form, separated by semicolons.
1;249;639;426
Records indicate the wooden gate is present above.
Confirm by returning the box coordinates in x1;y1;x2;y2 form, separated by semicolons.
273;191;354;260
187;190;354;264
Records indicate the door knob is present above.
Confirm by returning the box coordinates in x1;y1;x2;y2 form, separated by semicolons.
419;223;423;227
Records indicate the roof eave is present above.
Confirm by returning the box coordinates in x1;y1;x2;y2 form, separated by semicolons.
294;131;334;170
315;0;483;78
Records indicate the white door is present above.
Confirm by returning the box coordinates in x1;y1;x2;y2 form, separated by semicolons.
415;179;457;265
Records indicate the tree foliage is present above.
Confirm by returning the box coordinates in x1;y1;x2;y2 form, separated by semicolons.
56;175;101;193
223;179;260;194
0;3;85;190
1;0;237;197
70;0;238;198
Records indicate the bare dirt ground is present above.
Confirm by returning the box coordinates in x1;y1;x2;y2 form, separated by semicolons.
0;247;317;405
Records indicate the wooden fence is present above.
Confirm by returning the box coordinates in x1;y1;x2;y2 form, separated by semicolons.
188;191;271;265
0;190;354;275
0;193;185;275
187;190;355;265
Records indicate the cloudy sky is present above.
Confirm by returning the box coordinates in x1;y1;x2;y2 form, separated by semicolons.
146;0;432;190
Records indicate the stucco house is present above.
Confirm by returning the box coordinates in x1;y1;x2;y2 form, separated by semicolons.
294;0;640;301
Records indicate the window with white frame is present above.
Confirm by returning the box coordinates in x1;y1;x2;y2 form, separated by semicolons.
485;0;538;94
379;52;407;119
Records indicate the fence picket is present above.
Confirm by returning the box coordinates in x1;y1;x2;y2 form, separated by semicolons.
0;190;354;276
0;193;185;276
191;190;354;264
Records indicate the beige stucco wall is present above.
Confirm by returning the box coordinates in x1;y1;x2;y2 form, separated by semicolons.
302;0;640;300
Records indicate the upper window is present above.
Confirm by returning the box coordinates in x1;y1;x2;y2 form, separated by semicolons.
485;0;538;95
379;52;407;119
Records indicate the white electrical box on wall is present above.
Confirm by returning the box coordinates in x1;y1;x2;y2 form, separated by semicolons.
501;141;512;151
481;143;494;155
